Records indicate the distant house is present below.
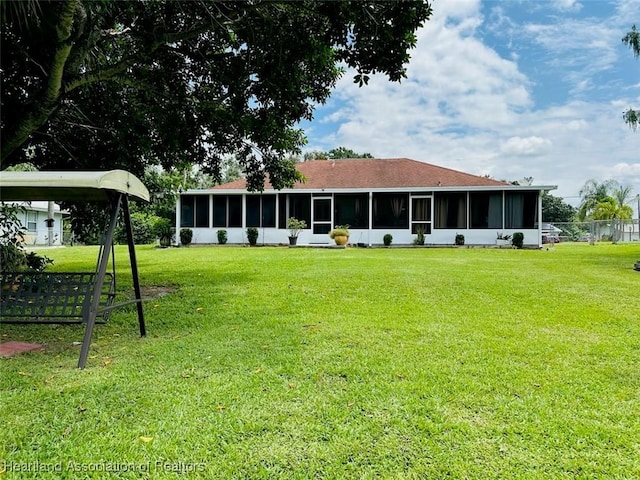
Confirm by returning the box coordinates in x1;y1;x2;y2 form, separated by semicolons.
15;201;65;246
177;158;557;246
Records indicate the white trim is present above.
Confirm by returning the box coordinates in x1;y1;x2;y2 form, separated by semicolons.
188;184;558;196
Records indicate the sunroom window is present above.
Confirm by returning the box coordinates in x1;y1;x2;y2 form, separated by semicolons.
434;192;466;229
372;193;408;229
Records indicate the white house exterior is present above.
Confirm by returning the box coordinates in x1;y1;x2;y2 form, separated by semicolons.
16;201;65;246
177;158;557;247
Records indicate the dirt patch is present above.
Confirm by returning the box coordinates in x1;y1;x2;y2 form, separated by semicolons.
139;285;178;300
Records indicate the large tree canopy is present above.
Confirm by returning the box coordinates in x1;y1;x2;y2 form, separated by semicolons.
303;147;374;161
541;192;576;224
1;1;432;190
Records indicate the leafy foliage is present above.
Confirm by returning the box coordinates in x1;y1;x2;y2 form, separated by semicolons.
217;229;228;245
383;234;393;246
246;227;259;246
286;217;307;238
329;225;350;239
180;228;193;247
578;179;619;221
542;192;576;223
622;25;639;131
1;1;432;190
512;232;524;249
455;234;465;246
154;218;173;245
0;204;54;272
0;203;27;271
115;212;161;245
304;147;374;161
25;252;53;272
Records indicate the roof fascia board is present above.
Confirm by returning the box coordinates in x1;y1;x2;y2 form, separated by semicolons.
185;185;558;195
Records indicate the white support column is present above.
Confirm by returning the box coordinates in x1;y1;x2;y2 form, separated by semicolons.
47;201;55;246
538;190;544;247
209;194;213;228
368;191;373;246
175;195;181;236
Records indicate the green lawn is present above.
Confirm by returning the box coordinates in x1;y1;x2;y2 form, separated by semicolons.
1;243;639;479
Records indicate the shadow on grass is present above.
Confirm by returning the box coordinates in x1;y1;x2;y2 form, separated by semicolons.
0;270;252;364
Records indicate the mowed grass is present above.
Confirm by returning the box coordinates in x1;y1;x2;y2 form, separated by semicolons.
1;243;639;479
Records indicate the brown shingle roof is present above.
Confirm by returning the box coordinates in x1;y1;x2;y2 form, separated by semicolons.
213;158;510;190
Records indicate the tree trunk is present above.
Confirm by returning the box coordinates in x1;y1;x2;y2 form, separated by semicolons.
1;0;79;166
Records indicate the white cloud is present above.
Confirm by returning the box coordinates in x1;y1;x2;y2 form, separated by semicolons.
306;0;640;204
552;0;583;12
501;136;553;156
612;162;640;180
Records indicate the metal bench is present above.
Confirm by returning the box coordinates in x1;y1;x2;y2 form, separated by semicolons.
1;272;116;324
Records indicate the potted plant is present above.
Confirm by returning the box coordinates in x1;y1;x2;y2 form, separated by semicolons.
413;226;426;246
496;232;512;246
329;225;350;246
247;227;259;246
286;217;307;246
154;218;173;247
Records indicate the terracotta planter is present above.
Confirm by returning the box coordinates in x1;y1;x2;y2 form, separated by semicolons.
333;235;349;246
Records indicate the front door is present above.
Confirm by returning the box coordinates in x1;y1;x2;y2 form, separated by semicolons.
312;197;332;242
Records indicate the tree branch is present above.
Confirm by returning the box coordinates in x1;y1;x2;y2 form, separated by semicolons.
1;0;80;164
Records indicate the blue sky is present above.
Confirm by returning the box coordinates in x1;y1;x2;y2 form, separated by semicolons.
300;0;640;210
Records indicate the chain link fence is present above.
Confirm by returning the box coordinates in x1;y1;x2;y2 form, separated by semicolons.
548;219;639;244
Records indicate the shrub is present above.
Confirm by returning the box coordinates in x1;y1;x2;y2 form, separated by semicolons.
0;203;27;271
455;233;465;246
25;252;54;272
247;227;259;246
383;234;393;246
217;229;228;245
180;228;193;247
413;226;425;245
0;244;26;272
115;212;159;245
512;232;524;249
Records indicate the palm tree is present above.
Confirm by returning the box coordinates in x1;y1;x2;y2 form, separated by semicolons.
612;185;634;208
578;179;618;221
592;196;634;243
622;25;639;131
611;185;636;242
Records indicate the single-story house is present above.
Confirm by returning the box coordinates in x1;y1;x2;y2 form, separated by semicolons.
14;201;66;246
177;158;557;246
